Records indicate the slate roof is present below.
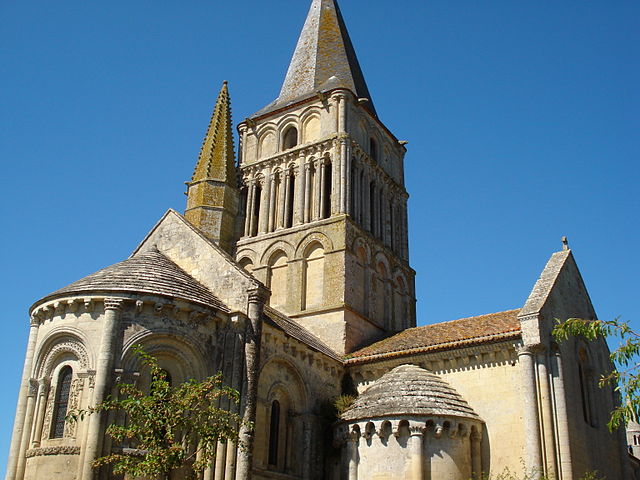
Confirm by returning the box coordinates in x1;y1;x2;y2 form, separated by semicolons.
342;364;481;421
35;248;227;312
347;309;522;363
263;306;342;362
254;0;376;118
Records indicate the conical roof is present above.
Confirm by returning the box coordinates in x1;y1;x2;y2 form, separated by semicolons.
191;81;236;186
342;364;481;421
255;0;376;117
34;248;226;311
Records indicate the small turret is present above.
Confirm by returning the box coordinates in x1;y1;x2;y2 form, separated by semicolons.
185;81;239;253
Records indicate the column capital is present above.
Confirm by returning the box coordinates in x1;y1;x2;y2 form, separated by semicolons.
517;343;545;356
248;287;270;305
408;423;425;437
27;379;38;398
104;298;124;312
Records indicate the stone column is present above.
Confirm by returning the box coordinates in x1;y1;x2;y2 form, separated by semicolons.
408;424;425;480
401;201;409;260
363;170;370;232
214;440;227;480
268;173;277;232
471;427;482;480
302;415;313;480
313;160;322;220
346;429;359;480
518;345;543;474
537;348;557;478
283;173;292;228
244;181;254;236
277;172;287;229
6;317;40;480
30;378;50;448
236;287;269;480
550;345;572;480
258;175;270;234
344;152;352;216
303;162;312;224
15;379;38;480
81;298;123;480
294;156;305;226
319;160;327;219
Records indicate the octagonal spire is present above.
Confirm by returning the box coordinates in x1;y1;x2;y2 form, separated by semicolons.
261;0;376;117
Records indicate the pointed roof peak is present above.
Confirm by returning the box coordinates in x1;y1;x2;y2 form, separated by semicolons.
191;81;235;185
260;0;376;117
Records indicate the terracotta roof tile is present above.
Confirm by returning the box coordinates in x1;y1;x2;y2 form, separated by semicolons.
347;309;521;363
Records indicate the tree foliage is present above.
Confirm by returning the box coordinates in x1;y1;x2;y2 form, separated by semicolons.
553;317;639;431
69;346;244;479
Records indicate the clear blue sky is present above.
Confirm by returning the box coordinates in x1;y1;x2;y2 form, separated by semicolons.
1;1;638;472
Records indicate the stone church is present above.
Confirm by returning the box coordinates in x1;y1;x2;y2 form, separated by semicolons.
6;1;631;479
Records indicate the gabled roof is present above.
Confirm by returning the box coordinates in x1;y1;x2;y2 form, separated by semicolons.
34;248;227;312
263;306;342;362
254;0;376;117
347;309;521;363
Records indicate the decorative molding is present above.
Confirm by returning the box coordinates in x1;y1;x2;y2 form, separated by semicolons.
26;446;81;458
40;339;90;377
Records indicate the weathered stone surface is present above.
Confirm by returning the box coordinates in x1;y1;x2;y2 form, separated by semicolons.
36;248;226;312
342;364;480;421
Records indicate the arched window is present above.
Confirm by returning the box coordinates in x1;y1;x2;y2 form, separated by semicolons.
268;400;280;466
578;348;597;427
238;257;254;273
268;252;288;310
321;160;332;219
283;126;298;150
303;243;325;310
369;137;378;162
285;169;295;228
51;366;73;438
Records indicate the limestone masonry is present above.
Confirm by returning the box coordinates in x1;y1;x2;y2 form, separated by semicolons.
6;1;632;479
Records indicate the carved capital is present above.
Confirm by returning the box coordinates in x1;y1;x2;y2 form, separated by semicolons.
104;298;124;312
248;287;269;305
37;377;50;396
516;344;544;357
27;378;38;398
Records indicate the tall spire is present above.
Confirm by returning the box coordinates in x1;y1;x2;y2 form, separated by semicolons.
260;0;376;116
185;81;239;254
191;81;235;186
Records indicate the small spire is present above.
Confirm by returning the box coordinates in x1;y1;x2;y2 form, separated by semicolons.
191;81;235;186
562;236;569;251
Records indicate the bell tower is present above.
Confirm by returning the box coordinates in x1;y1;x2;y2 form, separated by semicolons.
234;0;415;354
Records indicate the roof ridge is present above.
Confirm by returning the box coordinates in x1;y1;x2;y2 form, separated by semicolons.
411;308;522;330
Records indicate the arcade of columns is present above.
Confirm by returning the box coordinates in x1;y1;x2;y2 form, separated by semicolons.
237;94;409;263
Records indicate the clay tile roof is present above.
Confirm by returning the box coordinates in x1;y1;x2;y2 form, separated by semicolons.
342;364;481;421
263;306;342;362
347;309;521;363
35;248;227;312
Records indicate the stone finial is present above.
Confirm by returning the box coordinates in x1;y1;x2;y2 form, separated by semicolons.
562;236;569;251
